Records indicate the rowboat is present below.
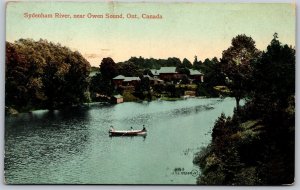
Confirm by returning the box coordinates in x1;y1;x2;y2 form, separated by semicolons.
109;128;147;137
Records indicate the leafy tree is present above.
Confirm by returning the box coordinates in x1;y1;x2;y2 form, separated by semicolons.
181;75;190;84
118;61;140;77
176;67;190;75
252;33;295;114
193;56;203;70
5;39;91;111
165;83;176;97
194;34;295;185
143;68;154;77
204;61;226;87
221;34;261;112
90;72;114;97
166;57;181;67
100;57;118;80
182;58;193;68
153;83;165;94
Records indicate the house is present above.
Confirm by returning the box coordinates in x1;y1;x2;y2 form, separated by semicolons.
112;95;123;104
189;69;204;82
89;71;98;78
122;77;141;86
113;75;141;87
151;67;184;81
113;75;126;86
150;69;160;78
143;74;164;85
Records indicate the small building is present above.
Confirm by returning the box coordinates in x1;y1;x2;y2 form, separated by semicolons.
143;74;164;85
189;69;204;82
151;67;184;81
113;75;126;87
89;71;98;78
150;69;160;77
122;77;141;87
112;95;123;104
113;75;141;87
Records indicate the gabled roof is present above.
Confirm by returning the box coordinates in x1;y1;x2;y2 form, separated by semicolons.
123;77;141;82
113;75;126;80
150;69;159;76
158;67;177;74
143;75;154;80
89;71;98;77
113;95;123;99
189;69;203;75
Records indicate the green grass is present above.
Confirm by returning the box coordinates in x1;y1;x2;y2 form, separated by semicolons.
122;91;139;102
160;97;182;101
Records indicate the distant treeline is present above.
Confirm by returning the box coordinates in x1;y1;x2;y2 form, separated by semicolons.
89;55;226;100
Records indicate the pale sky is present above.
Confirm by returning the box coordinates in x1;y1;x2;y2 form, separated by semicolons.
6;2;295;66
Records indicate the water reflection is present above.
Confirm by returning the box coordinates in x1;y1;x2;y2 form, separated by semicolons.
5;107;91;183
5;98;238;184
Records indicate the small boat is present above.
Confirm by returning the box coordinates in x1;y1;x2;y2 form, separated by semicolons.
109;127;147;137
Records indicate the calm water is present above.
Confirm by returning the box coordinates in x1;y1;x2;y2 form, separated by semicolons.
5;98;237;184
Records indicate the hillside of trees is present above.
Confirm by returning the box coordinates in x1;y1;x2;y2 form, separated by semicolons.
193;34;295;185
6;39;91;112
89;56;227;100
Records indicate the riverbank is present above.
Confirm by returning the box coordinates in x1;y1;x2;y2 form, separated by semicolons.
193;97;295;185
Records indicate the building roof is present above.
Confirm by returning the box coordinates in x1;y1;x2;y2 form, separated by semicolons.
89;71;98;77
150;69;160;76
158;67;177;74
113;95;123;99
113;75;126;80
143;75;154;80
123;77;141;82
189;69;203;75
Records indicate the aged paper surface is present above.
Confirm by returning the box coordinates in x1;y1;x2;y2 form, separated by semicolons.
5;1;295;185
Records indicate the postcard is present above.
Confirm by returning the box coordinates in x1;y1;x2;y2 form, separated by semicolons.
4;1;295;185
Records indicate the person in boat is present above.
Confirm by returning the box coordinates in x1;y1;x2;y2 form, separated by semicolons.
142;125;147;132
130;127;133;131
110;126;115;132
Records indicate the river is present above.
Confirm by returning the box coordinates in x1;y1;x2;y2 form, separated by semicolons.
5;97;237;184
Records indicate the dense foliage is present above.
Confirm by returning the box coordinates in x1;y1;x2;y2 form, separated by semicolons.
126;56;181;69
6;39;91;111
221;34;261;111
194;34;295;185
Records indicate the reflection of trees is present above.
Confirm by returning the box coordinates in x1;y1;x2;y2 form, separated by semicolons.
5;107;91;176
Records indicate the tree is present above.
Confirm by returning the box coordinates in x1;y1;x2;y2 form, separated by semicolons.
143;68;154;77
182;58;193;68
118;61;140;77
165;83;177;97
166;57;181;67
176;67;190;75
90;72;114;97
5;39;91;111
251;33;295;120
100;57;118;80
193;56;203;70
221;34;261;112
181;75;190;84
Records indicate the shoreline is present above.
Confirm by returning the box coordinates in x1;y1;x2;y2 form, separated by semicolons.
5;96;224;116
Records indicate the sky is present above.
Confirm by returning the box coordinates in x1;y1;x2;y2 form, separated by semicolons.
6;2;295;66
